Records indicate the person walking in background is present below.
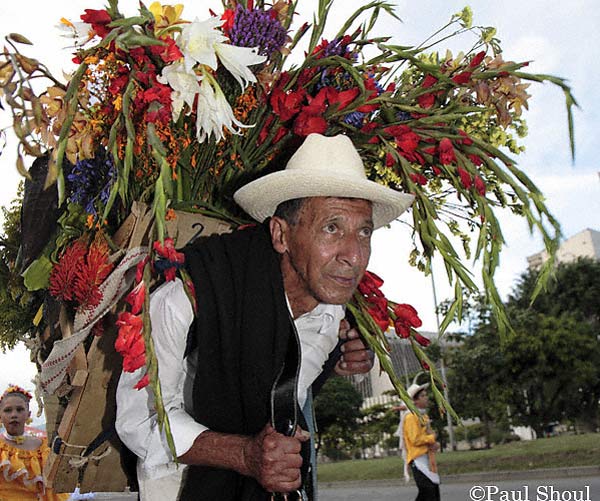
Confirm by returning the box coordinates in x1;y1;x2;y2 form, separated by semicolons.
401;381;441;501
0;384;69;500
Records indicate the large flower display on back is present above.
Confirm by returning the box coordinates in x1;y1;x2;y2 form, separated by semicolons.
0;0;576;455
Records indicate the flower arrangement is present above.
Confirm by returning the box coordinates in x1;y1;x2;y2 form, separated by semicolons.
0;0;576;448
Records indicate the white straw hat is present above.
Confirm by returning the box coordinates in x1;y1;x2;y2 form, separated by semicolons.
233;133;414;228
407;382;429;399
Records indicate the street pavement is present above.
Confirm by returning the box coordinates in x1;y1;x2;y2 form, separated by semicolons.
320;475;600;501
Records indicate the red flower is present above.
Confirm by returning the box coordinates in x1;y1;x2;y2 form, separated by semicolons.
153;238;185;264
438;138;456;165
149;37;183;63
468;154;484;166
474;175;486;196
221;9;236;34
80;9;113;38
115;312;146;372
125;281;146;315
410;173;428;186
458;130;473;145
133;373;150;390
367;296;390;332
417;93;435;109
270;82;305;122
470;51;486;68
358;270;384;297
452;71;472;85
326;87;360;111
49;241;87;302
74;241;114;309
421;74;438;89
393;303;422;338
293;112;327;136
412;331;431;347
458;167;473;189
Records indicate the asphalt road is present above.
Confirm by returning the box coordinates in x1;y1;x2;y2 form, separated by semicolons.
319;476;600;501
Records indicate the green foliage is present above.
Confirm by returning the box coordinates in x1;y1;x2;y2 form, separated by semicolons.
0;190;40;350
447;259;600;437
314;376;363;460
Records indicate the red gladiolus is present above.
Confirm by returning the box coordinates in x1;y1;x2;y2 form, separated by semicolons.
458;130;473;145
293;112;327;136
271;88;305;122
468;153;484;166
149;37;183;63
452;71;472;84
474;175;486;196
133;374;150;390
410;173;428;186
393;303;422;339
153;238;185;264
470;51;486;68
221;9;236;34
125;281;146;315
367;296;390;332
115;312;146;372
458;167;473;189
421;361;430;371
421;74;438;89
358;270;384;297
80;9;113;38
417;93;435;109
438;138;456;165
412;331;431;347
326;87;359;111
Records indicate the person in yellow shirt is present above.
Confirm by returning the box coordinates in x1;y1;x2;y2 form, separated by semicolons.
401;381;440;501
0;384;69;501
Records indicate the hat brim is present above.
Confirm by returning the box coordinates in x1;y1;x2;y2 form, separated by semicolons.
234;170;414;229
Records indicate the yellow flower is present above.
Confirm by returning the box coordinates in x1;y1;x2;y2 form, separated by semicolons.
149;2;186;32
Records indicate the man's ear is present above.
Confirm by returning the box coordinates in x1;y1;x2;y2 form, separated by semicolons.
269;217;289;255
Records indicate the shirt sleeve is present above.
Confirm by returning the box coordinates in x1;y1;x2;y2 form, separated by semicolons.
116;278;208;469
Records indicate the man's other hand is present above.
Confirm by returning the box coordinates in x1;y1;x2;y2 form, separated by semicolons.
335;319;374;376
242;424;309;493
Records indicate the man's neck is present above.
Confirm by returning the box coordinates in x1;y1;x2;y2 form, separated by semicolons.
280;257;318;319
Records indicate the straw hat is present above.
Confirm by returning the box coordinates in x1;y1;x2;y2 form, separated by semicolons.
233;133;414;229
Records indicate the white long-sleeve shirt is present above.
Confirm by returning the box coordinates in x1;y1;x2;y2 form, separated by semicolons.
116;278;344;479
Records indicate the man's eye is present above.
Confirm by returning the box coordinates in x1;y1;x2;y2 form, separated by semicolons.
324;223;337;234
360;227;373;238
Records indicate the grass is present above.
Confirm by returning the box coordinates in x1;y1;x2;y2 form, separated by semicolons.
317;433;600;482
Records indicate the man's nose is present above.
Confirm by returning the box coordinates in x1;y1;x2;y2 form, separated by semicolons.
338;234;367;267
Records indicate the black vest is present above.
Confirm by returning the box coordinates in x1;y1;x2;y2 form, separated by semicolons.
179;224;308;500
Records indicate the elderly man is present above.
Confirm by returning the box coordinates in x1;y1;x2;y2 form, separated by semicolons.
116;133;413;500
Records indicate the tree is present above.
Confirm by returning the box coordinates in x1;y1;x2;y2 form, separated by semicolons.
503;259;600;433
314;376;363;460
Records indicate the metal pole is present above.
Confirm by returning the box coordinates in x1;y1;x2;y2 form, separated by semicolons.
430;269;456;451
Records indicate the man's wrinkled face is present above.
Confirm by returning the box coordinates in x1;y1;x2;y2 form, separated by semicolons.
275;197;373;309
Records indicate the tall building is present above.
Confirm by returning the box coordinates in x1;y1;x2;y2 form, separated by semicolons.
527;228;600;269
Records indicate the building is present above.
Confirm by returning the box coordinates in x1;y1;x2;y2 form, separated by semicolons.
527;228;600;269
352;331;440;409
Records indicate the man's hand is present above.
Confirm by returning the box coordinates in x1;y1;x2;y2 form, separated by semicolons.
335;319;374;376
429;441;441;453
241;424;309;493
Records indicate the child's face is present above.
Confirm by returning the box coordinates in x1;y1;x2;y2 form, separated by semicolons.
0;395;30;436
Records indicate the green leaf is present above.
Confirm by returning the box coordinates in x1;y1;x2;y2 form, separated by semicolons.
22;256;52;291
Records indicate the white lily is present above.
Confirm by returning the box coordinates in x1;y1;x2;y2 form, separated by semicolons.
195;76;250;143
179;17;266;90
56;18;94;47
157;60;200;121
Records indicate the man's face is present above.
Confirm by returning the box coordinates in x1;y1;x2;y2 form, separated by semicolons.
272;197;373;314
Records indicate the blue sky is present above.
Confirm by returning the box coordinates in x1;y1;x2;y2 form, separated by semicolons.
0;1;598;402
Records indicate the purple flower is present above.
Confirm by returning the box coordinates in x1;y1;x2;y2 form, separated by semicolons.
229;6;287;58
66;150;116;214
